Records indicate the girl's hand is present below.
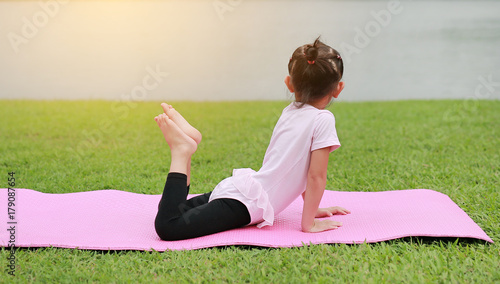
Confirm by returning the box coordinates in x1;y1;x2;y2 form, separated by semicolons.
306;219;343;233
316;206;351;218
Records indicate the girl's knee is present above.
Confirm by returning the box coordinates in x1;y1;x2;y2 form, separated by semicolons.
155;216;177;241
155;223;179;241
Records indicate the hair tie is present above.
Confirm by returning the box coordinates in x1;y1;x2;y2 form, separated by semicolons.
336;54;341;60
307;60;315;64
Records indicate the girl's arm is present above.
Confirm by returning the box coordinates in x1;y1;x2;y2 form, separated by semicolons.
301;147;332;232
301;147;349;233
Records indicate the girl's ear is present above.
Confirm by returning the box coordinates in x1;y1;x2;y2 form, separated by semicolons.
332;82;345;98
284;76;294;93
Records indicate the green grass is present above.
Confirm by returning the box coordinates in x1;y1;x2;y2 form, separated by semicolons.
1;100;499;283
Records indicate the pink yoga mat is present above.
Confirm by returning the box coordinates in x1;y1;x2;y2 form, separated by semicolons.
0;188;492;251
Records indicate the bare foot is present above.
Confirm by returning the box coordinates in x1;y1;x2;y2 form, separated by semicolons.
155;113;197;157
161;103;202;144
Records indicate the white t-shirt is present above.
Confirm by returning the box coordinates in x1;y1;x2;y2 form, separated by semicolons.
209;102;341;228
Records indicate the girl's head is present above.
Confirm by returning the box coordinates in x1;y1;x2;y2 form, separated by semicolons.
286;37;344;107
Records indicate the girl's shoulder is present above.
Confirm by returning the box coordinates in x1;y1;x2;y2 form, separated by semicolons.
283;103;335;124
312;109;336;131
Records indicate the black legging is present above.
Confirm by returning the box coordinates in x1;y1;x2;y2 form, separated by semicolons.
155;172;251;241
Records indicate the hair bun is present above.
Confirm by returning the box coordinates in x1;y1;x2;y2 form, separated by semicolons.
304;45;318;62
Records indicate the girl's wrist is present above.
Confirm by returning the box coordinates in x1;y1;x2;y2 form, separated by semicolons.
302;219;315;232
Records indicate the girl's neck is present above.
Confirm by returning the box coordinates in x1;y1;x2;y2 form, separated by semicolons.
310;101;326;110
296;96;331;110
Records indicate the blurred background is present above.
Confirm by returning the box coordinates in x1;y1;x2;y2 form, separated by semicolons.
0;0;499;102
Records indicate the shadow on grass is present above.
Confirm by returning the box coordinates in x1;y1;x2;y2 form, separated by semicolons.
2;236;492;255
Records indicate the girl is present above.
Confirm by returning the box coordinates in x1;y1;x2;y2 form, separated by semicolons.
154;37;350;241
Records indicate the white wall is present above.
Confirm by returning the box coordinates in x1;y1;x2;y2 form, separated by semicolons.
1;0;499;101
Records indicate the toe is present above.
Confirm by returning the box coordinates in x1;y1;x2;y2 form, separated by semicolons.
161;103;169;113
157;114;165;123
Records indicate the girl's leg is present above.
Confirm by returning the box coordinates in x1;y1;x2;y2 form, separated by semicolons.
187;157;191;189
159;198;250;240
154;113;197;175
154;109;250;240
156;172;250;241
161;103;201;186
154;113;196;210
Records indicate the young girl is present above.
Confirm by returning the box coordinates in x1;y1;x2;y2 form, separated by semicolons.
154;37;350;241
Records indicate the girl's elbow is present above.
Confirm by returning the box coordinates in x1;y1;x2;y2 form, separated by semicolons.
307;168;327;182
307;174;327;187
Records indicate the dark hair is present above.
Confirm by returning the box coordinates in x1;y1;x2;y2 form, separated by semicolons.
287;37;344;106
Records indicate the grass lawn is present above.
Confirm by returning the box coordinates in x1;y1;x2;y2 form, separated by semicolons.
0;99;499;282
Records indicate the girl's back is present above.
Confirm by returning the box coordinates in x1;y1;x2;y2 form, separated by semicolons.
254;103;340;217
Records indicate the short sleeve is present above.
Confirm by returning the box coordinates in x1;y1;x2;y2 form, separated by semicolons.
311;111;341;152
